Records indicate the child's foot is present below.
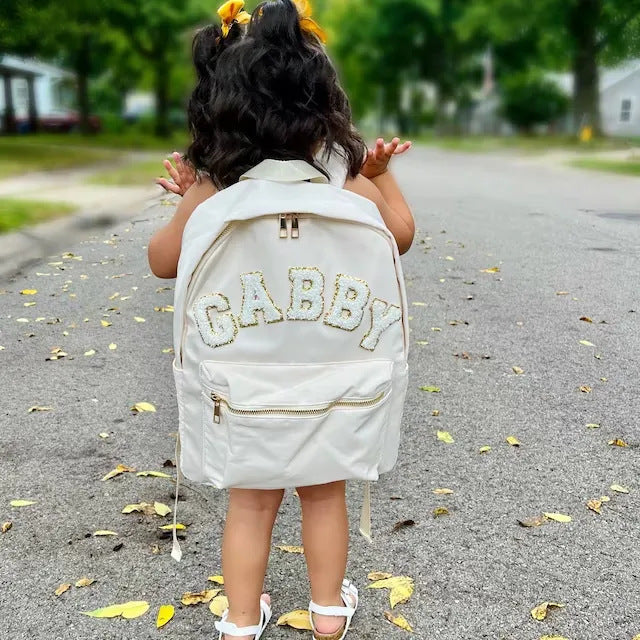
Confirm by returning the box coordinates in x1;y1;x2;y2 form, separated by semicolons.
222;593;271;640
311;590;357;638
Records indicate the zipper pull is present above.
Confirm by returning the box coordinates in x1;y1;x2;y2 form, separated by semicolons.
291;214;300;239
212;394;221;424
279;213;288;239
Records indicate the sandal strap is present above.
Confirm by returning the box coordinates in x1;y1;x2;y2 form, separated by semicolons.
215;599;272;638
309;602;354;618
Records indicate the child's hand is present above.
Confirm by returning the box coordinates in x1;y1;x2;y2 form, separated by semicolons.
156;152;196;196
360;137;412;180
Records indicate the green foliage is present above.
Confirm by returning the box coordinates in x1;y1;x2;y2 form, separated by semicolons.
0;198;77;234
501;73;569;132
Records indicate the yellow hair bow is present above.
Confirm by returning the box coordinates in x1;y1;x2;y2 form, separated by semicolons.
294;0;328;43
218;0;252;37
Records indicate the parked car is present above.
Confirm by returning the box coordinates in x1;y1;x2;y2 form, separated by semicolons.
16;109;102;133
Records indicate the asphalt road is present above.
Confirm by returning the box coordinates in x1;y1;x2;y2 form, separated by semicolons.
1;148;639;640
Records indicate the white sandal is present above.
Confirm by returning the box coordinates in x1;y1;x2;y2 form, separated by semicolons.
215;597;272;639
309;579;359;640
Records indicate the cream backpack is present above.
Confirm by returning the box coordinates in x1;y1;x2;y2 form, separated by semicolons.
170;159;409;560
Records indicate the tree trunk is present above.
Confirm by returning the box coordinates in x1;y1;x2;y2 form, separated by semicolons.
435;0;455;135
75;34;92;134
154;56;170;138
568;0;602;135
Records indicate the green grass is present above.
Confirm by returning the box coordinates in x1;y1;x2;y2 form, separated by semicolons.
0;198;77;234
0;139;118;178
568;157;640;176
87;159;167;186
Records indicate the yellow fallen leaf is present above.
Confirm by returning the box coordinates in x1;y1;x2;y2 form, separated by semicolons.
75;577;95;587
586;423;600;429
23;301;36;307
608;438;628;447
102;464;136;481
586;499;602;514
579;340;594;347
276;609;313;630
20;289;37;295
579;385;592;393
390;582;414;608
556;291;569;295
275;545;304;553
437;430;454;443
159;523;186;530
420;386;441;393
518;515;547;527
481;266;500;273
93;530;118;536
600;495;611;502
84;349;96;356
122;502;155;515
154;502;171;517
384;611;414;632
208;575;225;585
431;327;442;332
368;576;413;590
433;488;454;495
540;636;570;640
101;320;112;327
157;604;175;628
98;432;110;439
433;507;449;517
162;347;175;354
131;402;156;413
27;406;53;413
10;499;36;507
479;445;491;453
154;305;174;313
512;366;524;375
412;302;426;307
209;595;229;617
610;484;629;493
543;512;572;523
368;572;393;581
445;256;455;261
16;318;30;323
83;601;150;619
431;409;440;416
134;316;146;323
530;601;565;621
506;436;521;446
181;589;220;605
109;343;117;350
136;470;171;478
2;521;12;533
55;583;71;596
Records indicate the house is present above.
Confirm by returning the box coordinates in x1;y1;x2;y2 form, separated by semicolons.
0;55;75;133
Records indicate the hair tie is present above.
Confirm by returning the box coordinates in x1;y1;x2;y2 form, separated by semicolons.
294;0;328;43
218;0;251;37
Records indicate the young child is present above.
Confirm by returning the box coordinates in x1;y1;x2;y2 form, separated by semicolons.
149;2;415;639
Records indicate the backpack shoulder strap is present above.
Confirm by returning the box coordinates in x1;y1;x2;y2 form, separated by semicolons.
240;159;329;184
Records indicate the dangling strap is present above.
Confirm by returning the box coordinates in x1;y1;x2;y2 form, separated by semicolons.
359;481;372;543
171;431;183;562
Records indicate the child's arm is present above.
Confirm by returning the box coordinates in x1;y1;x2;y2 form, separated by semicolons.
148;178;217;279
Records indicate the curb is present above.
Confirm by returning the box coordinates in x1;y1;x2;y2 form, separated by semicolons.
0;192;174;281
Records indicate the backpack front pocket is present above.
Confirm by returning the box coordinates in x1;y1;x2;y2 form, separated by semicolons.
199;360;394;489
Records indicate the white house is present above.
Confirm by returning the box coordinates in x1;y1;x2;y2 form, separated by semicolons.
0;55;75;132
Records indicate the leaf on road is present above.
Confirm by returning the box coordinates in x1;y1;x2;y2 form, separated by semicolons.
122;502;155;515
10;499;36;507
84;349;96;357
101;320;112;328
134;317;146;323
431;327;442;332
585;423;600;429
392;519;416;532
608;438;629;447
543;512;572;523
136;471;171;478
208;575;225;585
153;502;171;517
159;523;186;530
420;386;441;393
367;576;414;608
82;601;150;619
433;488;454;495
518;515;547;528
530;601;565;621
481;267;500;273
75;577;95;588
275;545;304;553
181;589;220;605
98;432;110;439
276;610;313;630
610;484;629;493
587;499;602;514
131;402;156;413
93;530;118;536
512;366;524;375
157;604;175;628
556;291;569;295
154;305;174;313
412;302;426;307
437;430;454;444
384;611;414;632
579;385;592;393
479;445;492;453
55;583;71;596
579;340;594;347
368;572;392;581
108;343;117;350
433;507;449;517
102;464;136;481
20;289;38;295
431;409;440;416
209;595;229;617
162;347;175;353
506;436;521;446
540;636;569;640
28;406;53;413
2;521;12;533
579;316;593;323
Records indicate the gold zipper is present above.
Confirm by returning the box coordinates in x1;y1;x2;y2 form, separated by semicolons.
278;214;300;239
211;391;385;424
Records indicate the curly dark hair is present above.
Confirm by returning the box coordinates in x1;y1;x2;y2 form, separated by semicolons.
186;0;366;189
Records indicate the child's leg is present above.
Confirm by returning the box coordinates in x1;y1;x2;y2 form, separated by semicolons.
222;488;284;638
297;481;352;636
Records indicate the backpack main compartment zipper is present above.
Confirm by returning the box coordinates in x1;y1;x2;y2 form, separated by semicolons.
211;391;385;424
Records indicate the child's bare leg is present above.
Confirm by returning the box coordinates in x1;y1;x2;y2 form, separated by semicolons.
297;481;352;635
222;488;284;639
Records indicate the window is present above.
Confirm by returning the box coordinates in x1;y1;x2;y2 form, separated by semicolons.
620;99;632;122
